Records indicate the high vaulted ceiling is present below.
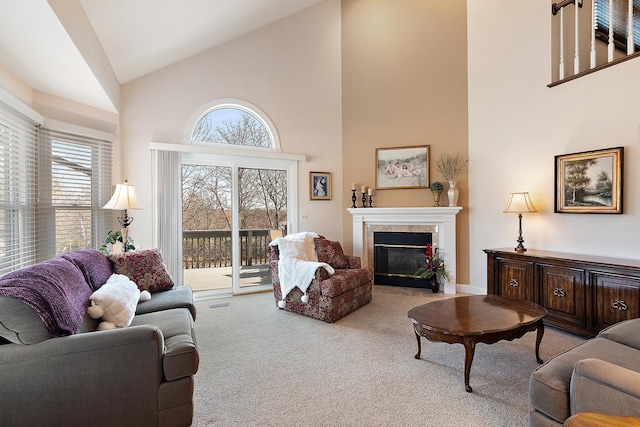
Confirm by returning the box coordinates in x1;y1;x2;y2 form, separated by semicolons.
0;0;325;113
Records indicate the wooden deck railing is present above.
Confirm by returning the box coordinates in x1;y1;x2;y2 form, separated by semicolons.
183;229;271;269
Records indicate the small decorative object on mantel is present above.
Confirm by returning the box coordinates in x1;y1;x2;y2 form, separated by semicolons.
415;244;450;293
430;181;443;207
351;183;357;208
434;153;468;207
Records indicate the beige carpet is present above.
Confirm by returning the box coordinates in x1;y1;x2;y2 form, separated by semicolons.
191;286;584;427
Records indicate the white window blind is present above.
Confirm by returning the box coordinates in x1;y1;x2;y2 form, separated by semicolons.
595;0;640;51
0;105;39;273
39;129;112;259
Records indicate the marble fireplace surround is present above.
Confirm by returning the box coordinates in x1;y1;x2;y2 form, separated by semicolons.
348;207;462;294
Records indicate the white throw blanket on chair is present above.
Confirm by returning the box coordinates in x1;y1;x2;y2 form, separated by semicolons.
270;231;334;307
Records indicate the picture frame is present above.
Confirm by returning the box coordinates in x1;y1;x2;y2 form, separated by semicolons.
310;171;332;200
375;145;429;190
555;147;623;214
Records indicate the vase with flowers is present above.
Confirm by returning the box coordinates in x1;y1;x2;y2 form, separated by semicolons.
434;153;468;207
415;244;450;293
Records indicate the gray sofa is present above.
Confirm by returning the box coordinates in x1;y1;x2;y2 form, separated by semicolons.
0;249;199;427
529;318;640;426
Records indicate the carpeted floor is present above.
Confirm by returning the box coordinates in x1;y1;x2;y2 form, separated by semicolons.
191;286;584;427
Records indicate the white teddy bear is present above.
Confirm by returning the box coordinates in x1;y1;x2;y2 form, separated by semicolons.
87;274;151;331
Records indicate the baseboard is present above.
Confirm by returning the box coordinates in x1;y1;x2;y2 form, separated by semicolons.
456;283;486;295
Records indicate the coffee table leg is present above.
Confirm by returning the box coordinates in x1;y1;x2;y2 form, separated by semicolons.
414;328;422;359
535;320;545;364
463;338;476;393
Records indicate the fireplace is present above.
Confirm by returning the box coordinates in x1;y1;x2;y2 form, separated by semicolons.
348;207;462;294
374;232;432;288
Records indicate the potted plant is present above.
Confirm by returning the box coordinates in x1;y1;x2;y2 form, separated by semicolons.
434;153;468;206
430;181;444;207
415;244;450;293
99;230;136;254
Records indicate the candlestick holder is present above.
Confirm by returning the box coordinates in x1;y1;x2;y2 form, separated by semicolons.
361;192;366;208
368;195;373;208
351;189;357;208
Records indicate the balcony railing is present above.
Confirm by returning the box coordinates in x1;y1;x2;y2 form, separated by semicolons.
182;229;271;269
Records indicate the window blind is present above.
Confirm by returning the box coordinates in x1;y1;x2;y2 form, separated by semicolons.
595;0;640;51
0;105;39;273
39;129;112;260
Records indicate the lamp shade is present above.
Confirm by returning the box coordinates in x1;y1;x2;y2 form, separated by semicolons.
503;192;537;214
103;181;143;210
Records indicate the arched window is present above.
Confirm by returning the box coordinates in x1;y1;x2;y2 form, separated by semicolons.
191;103;277;149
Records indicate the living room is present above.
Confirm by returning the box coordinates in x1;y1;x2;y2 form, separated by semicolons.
1;0;640;425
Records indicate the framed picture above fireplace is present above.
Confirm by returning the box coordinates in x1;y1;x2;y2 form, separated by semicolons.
555;147;623;214
376;145;429;190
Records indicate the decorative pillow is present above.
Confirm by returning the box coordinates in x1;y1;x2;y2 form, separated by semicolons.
108;249;174;293
87;274;141;329
273;232;319;261
315;237;348;269
61;249;113;291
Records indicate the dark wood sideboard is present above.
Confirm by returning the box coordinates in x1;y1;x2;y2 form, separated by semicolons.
484;248;640;337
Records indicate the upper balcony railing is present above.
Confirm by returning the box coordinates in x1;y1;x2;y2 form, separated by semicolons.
183;229;272;269
551;0;639;86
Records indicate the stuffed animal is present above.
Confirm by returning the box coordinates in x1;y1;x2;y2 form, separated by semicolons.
87;274;151;331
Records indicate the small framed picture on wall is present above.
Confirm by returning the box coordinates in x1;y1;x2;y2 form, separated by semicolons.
310;171;332;200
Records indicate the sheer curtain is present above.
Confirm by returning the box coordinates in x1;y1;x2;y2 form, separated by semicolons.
152;149;183;286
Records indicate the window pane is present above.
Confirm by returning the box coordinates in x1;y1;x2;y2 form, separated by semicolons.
192;108;272;148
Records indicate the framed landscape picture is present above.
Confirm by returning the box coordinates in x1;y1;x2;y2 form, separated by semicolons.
555;147;623;214
310;171;332;200
375;145;429;190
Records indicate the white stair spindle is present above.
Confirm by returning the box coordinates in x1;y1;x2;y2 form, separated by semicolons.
628;0;635;54
591;0;597;68
560;8;565;79
574;1;580;74
608;0;615;61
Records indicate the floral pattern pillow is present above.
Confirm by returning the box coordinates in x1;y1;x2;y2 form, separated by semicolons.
107;249;174;293
314;238;348;269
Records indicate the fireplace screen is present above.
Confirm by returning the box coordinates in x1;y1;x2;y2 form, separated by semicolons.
373;232;432;287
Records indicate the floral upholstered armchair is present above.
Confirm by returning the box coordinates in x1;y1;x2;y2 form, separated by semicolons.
270;235;372;322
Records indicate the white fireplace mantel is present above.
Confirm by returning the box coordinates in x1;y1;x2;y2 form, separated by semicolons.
348;207;462;294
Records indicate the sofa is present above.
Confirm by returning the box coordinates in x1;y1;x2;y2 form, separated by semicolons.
0;248;198;427
270;234;373;323
529;318;640;426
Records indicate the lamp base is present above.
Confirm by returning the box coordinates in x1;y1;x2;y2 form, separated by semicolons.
514;213;527;253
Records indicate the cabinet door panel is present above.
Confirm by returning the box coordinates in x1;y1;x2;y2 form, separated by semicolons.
497;258;534;301
540;265;585;327
592;273;640;331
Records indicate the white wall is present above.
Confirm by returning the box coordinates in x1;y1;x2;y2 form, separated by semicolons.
119;0;343;248
467;1;640;293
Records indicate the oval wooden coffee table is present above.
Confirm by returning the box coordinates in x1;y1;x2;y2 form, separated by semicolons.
408;295;548;392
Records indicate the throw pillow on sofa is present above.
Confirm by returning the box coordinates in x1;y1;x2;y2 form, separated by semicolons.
315;237;348;269
108;248;174;293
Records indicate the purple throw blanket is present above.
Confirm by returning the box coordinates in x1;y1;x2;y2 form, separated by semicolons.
0;257;92;337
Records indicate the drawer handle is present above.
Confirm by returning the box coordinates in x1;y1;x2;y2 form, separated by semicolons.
553;288;566;298
613;300;628;311
509;278;519;287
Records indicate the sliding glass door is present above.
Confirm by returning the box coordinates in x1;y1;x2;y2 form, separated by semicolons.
181;157;289;295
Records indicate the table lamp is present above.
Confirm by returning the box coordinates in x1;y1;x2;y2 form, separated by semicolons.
103;179;143;251
503;192;537;253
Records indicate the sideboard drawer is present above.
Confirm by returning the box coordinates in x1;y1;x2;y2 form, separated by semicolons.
539;264;586;329
591;272;640;331
497;257;534;301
